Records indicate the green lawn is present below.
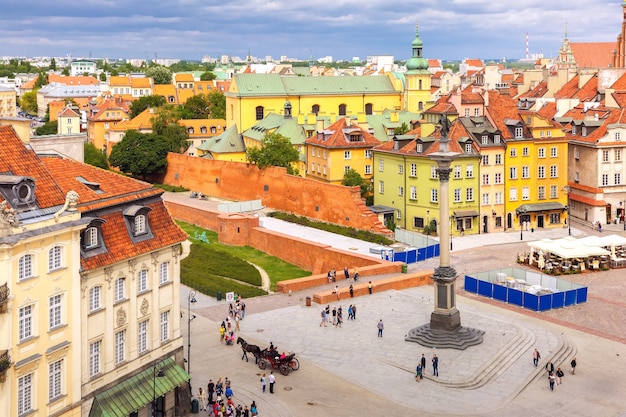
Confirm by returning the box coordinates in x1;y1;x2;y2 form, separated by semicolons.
177;221;311;293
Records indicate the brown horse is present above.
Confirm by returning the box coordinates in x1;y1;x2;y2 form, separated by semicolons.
237;337;261;363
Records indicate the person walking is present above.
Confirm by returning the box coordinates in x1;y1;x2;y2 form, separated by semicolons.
420;354;427;373
332;307;337;325
349;284;354;298
260;373;266;393
320;309;327;327
432;353;439;377
250;401;258;416
570;357;577;375
352;304;357;320
336;307;343;328
376;319;384;337
548;371;556;391
268;372;276;394
532;348;541;366
197;387;207;411
207;379;215;404
348;305;353;320
415;364;423;382
368;281;372;294
344;266;350;280
556;367;564;385
235;313;240;331
545;360;554;375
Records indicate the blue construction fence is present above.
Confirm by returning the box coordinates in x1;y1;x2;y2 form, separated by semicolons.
379;244;440;264
464;268;587;312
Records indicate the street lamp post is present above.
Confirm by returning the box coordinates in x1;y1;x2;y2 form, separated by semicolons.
562;185;571;236
519;208;527;241
187;290;196;381
153;365;165;417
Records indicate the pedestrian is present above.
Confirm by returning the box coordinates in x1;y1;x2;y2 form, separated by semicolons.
556;367;564;385
268;371;275;393
548;371;556;391
220;324;226;343
377;319;384;337
333;284;340;300
349;284;354;298
432;353;439;377
332;270;337;282
207;379;215;404
532;348;541;366
260;373;266;393
332;307;337;325
320;309;327;327
415;363;423;382
215;377;223;397
352;304;357;320
348;304;353;320
344;266;350;280
225;385;234;399
545;360;554;375
336;307;342;327
197;387;207;410
368;281;372;294
235;313;240;331
327;270;333;284
235;404;243;417
420;353;426;373
250;401;258;416
570;357;577;375
240;301;246;319
243;405;250;417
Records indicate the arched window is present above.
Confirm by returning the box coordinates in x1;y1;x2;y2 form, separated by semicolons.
365;103;373;115
49;246;62;271
200;126;207;134
338;104;347;116
312;104;320;116
255;106;264;120
418;102;424;111
418;79;423;90
18;254;34;280
210;126;216;134
168;96;175;103
187;127;194;135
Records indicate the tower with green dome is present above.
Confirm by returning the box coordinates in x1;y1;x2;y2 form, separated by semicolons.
404;23;432;115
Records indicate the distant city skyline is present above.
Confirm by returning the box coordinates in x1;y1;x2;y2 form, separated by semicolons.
1;0;622;62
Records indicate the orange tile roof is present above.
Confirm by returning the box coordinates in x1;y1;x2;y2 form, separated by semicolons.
110;108;154;131
131;77;152;88
564;106;626;144
432;71;447;79
428;59;442;67
461;85;484;104
611;72;626;90
465;59;484;67
485;90;528;140
569;193;607;207
569;42;615;68
175;73;195;82
374;121;466;156
519;81;548;99
58;106;80;118
48;73;100;86
304;117;381;149
612;92;626;107
109;75;132;86
21;77;37;90
536;102;558;121
554;75;580;99
424;95;458;115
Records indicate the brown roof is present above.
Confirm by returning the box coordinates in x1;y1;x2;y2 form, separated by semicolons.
424;95;458;115
569;42;615;68
461;85;484;104
536;102;558;122
485;90;528;140
610;72;626;90
553;75;598;101
563;105;626;144
519;81;548;99
304;118;381;149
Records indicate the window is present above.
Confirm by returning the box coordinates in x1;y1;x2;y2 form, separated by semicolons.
410;163;417;177
90;341;101;377
160;262;169;284
509;188;518;201
134;214;146;235
453;165;461;179
550;213;561;224
19;254;34;280
255;106;264;120
89;286;101;312
465;143;472;154
603;150;610;162
510;167;517;179
364;149;372;158
364;165;371;174
397;210;402;219
49;359;63;400
115;331;125;364
495;192;503;204
378;181;384;194
431;166;438;179
522;165;529;178
311;148;315;156
344;151;351;160
139;320;148;354
522;147;529;157
312;104;320;115
398;186;404;196
160;311;170;342
515;127;523;138
398;164;403;174
466;188;474;201
602;174;609;186
379;159;384;172
454;188;461;202
338;104;347;116
466;165;474;178
482;193;489;205
522;186;530;200
551;147;558;157
431;188;438;202
465;108;470;117
115;278;125;302
482;174;489;185
574;148;580;160
49;294;62;330
413;217;425;228
410;186;417;200
615;149;622;161
416;143;423;153
538;186;545;199
538;166;545;179
49;246;62;271
616;132;622;141
474;108;480;116
616;173;622;185
19;305;33;341
550;165;558;178
510;148;517;157
495;173;502;184
494;135;501;144
495;154;502;164
138;269;148;293
547;131;552;137
481;155;489;165
550;185;558;198
365;103;373;115
538;148;545;158
84;227;99;249
18;373;33;415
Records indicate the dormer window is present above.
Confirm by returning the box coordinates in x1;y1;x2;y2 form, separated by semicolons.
85;227;98;248
0;175;37;210
515;127;523;138
465;143;472;153
123;205;153;242
82;218;107;256
200;126;207;134
416;143;423;153
187;127;194;135
494;135;501;143
481;135;488;145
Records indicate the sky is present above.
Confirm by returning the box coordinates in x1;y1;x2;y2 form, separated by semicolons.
1;0;623;62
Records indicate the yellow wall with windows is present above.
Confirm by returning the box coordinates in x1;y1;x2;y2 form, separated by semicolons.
307;145;374;185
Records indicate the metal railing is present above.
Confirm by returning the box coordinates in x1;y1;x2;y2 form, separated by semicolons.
0;350;11;374
0;282;9;308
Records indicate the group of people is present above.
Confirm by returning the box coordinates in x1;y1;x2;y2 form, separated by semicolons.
196;377;259;416
415;353;439;381
319;305;344;327
533;348;577;391
221;296;246;345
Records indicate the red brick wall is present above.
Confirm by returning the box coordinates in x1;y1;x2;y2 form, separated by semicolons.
163;153;391;235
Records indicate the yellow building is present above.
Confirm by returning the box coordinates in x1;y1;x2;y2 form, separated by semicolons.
57;105;81;135
403;23;433;113
104;107;155;155
86;96;130;152
0;85;17;118
305;117;381;185
178;118;227;157
197;125;247;162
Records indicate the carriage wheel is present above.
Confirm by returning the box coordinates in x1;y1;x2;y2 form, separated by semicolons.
279;364;290;376
289;358;300;371
258;359;268;370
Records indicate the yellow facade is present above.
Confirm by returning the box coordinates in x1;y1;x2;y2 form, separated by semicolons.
0;87;17;118
479;146;507;233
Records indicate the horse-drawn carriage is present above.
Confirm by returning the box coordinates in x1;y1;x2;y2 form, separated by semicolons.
237;337;299;376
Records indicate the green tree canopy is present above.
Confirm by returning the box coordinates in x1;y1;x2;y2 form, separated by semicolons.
50;58;57;71
207;91;225;119
109;130;169;179
393;122;410;135
200;71;216;81
151;105;190;153
34;120;57;135
20;91;38;114
145;66;172;84
84;142;109;169
99;72;107;82
179;94;211;119
129;95;166;118
246;132;299;175
341;168;370;198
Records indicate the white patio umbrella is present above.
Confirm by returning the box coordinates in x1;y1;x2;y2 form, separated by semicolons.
529;246;534;266
538;250;545;269
611;243;616;258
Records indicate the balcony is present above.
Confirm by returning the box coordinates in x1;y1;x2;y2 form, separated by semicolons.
0;282;8;313
0;350;11;382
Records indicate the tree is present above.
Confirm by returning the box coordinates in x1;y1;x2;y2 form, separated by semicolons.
35;120;57;135
179;94;210;119
109;130;169;179
247;132;299;175
200;71;216;81
61;67;70;76
151;105;190;153
341;168;370;198
99;72;107;82
207;91;225;119
50;58;57;71
145;66;172;85
84;142;108;169
20;91;38;114
129;95;166;118
393;122;410;135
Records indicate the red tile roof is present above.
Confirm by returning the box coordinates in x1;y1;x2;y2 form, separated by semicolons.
464;59;484;67
48;73;100;86
536;102;558;122
563;106;626;144
304;118;381;149
485;90;528;140
569;42;615;68
424;95;458;115
519;81;548;99
461;85;484;104
611;72;626;90
554;75;580;99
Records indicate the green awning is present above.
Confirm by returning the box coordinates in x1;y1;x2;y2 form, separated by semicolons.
453;210;479;218
516;203;565;214
89;358;189;417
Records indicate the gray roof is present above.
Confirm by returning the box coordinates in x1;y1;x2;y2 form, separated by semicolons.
197;125;246;154
242;113;308;145
39;83;100;98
